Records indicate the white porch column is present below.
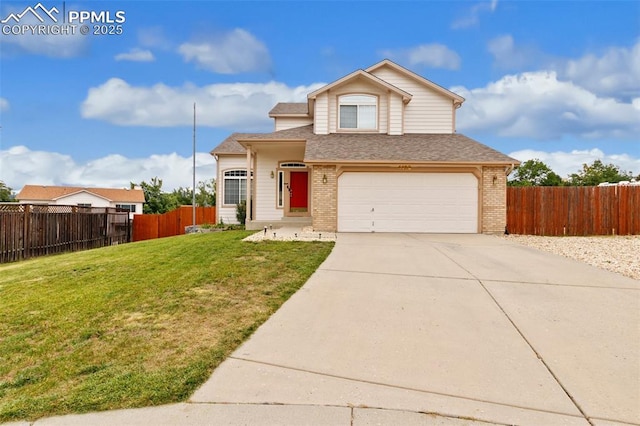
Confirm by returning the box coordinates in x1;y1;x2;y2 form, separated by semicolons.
246;145;252;223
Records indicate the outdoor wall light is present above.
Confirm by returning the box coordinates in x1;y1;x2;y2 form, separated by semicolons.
270;171;275;179
492;175;498;185
322;174;328;184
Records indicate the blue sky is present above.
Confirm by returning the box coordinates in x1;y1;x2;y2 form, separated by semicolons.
1;0;638;191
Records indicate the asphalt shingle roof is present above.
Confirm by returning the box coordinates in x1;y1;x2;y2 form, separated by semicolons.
17;185;145;203
268;103;309;115
210;125;518;165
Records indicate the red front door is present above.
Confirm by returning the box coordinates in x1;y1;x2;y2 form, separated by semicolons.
289;171;308;211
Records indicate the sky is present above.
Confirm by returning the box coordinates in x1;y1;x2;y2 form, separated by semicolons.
0;0;639;193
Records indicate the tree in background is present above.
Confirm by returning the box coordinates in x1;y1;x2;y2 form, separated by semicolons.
567;160;634;186
195;178;216;207
134;177;172;214
508;159;563;187
133;177;216;214
0;181;15;202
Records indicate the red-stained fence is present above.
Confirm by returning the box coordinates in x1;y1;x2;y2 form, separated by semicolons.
507;185;640;236
133;206;216;242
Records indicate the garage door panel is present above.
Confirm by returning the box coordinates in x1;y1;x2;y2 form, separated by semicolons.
338;172;478;233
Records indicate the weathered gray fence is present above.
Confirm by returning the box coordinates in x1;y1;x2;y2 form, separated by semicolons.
0;204;131;263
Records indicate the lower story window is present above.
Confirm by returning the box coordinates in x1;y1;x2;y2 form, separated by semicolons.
277;171;284;208
116;204;136;213
224;169;247;205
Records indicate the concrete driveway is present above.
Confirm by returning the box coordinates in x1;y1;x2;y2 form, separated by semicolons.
35;233;640;426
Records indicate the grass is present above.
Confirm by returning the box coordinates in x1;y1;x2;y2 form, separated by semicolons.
0;231;334;422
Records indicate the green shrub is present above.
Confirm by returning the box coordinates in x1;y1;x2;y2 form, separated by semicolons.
236;200;246;225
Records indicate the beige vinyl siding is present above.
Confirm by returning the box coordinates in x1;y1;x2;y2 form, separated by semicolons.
254;145;306;222
314;93;329;134
217;155;247;224
378;94;388;134
254;150;282;222
328;93;336;133
328;80;387;133
274;117;313;131
388;93;403;135
370;66;453;134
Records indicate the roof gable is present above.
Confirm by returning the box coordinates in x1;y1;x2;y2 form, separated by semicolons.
366;59;465;105
307;69;412;103
55;189;112;202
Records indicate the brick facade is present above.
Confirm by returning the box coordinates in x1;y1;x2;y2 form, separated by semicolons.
311;165;337;232
481;166;507;234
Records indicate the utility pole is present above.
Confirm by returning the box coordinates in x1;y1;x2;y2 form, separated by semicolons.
192;102;196;228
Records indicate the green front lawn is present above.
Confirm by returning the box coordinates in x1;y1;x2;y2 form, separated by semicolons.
0;231;334;422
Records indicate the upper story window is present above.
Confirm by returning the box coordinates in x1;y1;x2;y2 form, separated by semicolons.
339;95;377;130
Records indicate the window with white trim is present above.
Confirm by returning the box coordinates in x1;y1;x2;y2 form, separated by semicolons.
116;204;136;213
279;162;306;168
277;171;284;208
339;95;377;130
223;169;247;205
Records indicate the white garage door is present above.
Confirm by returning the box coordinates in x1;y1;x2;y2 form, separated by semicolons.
338;172;478;233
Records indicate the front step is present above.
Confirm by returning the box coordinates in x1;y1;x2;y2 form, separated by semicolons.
246;217;312;230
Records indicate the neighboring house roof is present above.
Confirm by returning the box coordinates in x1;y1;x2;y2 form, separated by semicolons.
366;59;465;105
269;103;309;116
16;185;145;203
211;125;518;165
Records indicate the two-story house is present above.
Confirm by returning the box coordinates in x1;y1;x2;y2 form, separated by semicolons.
211;60;519;233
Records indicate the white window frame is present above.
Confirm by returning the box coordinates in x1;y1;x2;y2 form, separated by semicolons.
116;204;136;213
338;94;377;130
223;169;247;206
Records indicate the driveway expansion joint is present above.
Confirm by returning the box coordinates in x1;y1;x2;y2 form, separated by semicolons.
320;267;477;281
227;356;587;421
431;244;596;426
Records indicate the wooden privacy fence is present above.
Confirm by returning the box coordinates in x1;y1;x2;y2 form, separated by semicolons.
507;185;640;236
133;206;216;242
0;204;131;263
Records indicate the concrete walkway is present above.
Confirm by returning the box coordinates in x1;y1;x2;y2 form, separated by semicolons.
24;234;640;425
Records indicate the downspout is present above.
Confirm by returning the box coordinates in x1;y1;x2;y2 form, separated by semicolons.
505;163;515;176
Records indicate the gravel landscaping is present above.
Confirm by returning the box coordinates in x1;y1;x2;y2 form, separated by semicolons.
504;235;640;280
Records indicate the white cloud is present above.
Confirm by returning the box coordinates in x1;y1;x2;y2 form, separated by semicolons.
451;0;498;29
1;145;217;192
81;78;325;130
509;148;640;178
487;35;546;70
114;48;155;62
0;97;9;112
452;71;640;140
380;43;461;70
487;36;640;99
178;29;271;74
558;40;640;100
138;26;172;50
0;7;88;58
